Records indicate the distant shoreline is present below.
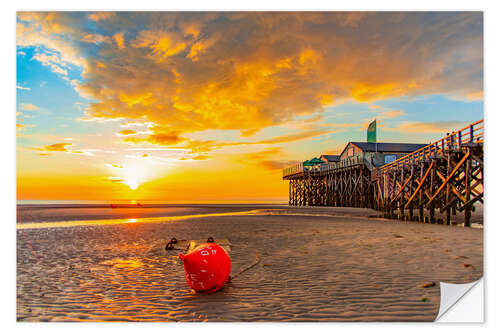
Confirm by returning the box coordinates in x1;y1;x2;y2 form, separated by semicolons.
16;203;289;209
17;201;288;207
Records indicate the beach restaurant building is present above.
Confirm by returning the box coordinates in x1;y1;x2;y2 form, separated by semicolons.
283;119;429;177
284;141;428;178
338;142;428;168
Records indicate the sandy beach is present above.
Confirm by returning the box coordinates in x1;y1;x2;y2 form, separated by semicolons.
16;205;483;322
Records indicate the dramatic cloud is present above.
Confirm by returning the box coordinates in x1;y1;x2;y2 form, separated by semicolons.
17;12;483;152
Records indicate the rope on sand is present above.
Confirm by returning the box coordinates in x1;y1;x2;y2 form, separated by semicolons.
230;252;261;280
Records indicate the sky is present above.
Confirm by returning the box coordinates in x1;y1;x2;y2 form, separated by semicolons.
16;12;483;203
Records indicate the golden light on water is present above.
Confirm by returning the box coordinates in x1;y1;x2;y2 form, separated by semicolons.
101;258;143;269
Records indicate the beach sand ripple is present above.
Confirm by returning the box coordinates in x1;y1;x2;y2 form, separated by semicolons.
17;206;483;322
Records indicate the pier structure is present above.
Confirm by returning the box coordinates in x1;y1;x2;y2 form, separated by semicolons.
285;156;373;207
283;120;484;226
373;120;483;226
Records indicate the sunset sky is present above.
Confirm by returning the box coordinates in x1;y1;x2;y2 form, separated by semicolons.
16;12;483;203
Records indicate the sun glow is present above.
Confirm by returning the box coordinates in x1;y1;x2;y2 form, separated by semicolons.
124;178;140;190
107;159;162;191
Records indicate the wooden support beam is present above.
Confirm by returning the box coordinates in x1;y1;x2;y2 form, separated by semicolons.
440;197;458;213
404;161;434;209
458;193;483;212
389;174;413;206
445;154;452;225
464;156;472;227
435;169;467;203
429;163;435;223
427;151;470;206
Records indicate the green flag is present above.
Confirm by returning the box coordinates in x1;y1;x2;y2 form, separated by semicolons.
367;120;376;143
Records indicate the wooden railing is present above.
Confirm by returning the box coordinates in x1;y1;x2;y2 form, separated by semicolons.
282;163;323;177
283;156;366;178
283;163;304;177
319;156;365;174
377;119;483;175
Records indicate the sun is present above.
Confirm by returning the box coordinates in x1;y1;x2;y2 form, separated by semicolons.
108;159;158;191
121;164;146;190
123;178;140;190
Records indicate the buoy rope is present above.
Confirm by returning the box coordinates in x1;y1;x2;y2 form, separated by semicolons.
231;252;261;280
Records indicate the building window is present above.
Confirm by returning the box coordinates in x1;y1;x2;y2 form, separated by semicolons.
384;154;397;164
348;147;354;157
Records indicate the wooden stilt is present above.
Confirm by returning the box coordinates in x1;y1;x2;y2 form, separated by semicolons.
464;151;472;227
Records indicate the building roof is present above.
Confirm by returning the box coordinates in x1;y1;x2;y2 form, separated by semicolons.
345;142;428;154
320;154;340;162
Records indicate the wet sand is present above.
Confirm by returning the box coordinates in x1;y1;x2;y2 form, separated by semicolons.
16;205;483;322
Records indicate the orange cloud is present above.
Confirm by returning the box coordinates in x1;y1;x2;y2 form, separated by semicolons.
192;155;210;160
131;30;187;59
32;143;91;156
125;132;184;146
118;129;137;136
113;32;125;49
44;143;72;152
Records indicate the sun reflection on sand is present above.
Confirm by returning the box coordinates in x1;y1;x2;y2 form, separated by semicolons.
16;209;265;229
101;258;143;269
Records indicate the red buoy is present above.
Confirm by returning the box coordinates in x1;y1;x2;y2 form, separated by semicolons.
179;243;231;293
